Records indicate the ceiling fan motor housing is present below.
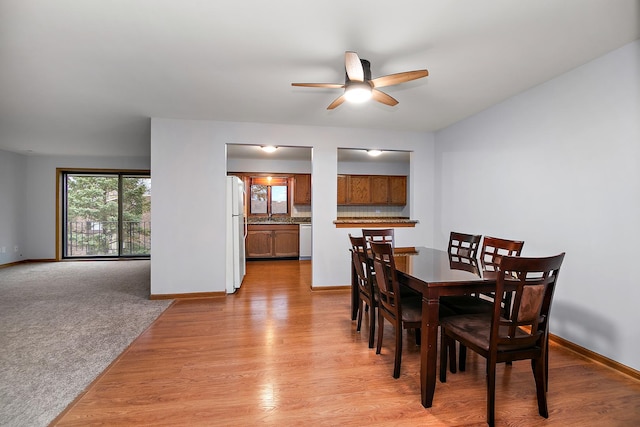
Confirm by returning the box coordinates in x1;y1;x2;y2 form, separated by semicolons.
345;59;372;84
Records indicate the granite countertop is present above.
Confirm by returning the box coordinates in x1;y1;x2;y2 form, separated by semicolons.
247;216;311;225
333;217;418;227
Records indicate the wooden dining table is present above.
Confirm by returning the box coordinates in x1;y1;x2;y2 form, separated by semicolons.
391;246;499;408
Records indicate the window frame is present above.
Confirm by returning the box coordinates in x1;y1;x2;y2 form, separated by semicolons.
247;175;291;218
56;168;151;260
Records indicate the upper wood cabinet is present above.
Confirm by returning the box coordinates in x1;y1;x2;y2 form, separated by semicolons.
347;175;371;204
388;176;407;205
293;174;311;205
337;175;347;205
370;176;389;204
337;175;407;206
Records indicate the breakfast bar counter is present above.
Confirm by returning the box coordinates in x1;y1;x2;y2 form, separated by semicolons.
333;217;418;228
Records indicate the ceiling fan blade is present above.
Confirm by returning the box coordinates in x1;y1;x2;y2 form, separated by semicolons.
345;51;364;82
371;89;398;106
327;94;346;110
370;69;429;88
292;83;344;88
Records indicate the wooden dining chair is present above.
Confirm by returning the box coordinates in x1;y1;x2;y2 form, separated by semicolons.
439;253;565;427
441;235;525;370
440;232;484;312
440;232;482;371
369;241;422;378
349;234;377;348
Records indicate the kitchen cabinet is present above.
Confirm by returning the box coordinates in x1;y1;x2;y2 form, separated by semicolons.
293;174;311;205
347;175;371;204
337;175;347;205
246;224;299;258
388;176;407;205
370;176;389;204
337;175;407;206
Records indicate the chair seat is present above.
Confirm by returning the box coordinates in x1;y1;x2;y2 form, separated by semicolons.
440;295;494;315
440;313;538;353
399;296;422;323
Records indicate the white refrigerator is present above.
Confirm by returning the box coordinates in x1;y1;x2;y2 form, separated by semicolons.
226;176;246;294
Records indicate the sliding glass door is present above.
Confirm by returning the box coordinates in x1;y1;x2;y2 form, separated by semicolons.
63;172;151;258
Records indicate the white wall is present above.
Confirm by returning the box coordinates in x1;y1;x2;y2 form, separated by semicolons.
0;150;27;264
434;40;640;370
150;120;434;295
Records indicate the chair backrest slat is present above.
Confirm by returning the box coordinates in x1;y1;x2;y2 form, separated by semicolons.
448;232;482;258
362;228;395;247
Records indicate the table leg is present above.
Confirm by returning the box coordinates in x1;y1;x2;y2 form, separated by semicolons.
420;293;439;408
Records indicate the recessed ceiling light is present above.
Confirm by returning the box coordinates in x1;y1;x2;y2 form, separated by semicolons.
367;149;382;157
261;145;278;153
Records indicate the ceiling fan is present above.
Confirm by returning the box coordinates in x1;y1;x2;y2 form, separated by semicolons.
292;51;428;110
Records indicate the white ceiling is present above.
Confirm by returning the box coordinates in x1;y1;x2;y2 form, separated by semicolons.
1;0;638;157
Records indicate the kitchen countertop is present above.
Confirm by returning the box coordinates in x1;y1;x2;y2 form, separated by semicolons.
247;217;311;225
333;217;418;228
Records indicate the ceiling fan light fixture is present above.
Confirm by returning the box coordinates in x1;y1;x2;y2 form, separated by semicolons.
261;145;278;153
367;149;383;157
344;83;372;103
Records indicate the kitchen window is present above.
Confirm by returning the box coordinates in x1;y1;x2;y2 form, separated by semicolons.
250;176;289;216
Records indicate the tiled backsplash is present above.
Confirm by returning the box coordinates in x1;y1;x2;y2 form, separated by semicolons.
292;205;407;218
292;205;312;217
337;205;406;217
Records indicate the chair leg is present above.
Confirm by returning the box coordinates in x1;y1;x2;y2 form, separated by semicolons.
393;324;402;379
448;339;457;374
459;344;467;371
356;300;363;332
368;306;376;349
376;311;384;355
487;356;497;427
439;332;448;383
414;328;421;346
545;334;550;391
533;354;549;418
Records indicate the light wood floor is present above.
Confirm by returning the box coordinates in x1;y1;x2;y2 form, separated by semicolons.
54;260;640;426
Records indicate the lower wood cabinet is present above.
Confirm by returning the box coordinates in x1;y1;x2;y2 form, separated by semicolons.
246;224;299;258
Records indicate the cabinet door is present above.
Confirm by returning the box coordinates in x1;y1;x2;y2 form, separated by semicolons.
293;174;311;205
389;176;407;205
274;227;299;257
348;175;371;204
246;230;273;258
337;175;347;205
370;176;389;204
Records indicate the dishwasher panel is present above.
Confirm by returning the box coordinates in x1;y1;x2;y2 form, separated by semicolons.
299;224;312;260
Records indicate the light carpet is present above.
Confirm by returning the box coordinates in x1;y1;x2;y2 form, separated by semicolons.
0;260;173;427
